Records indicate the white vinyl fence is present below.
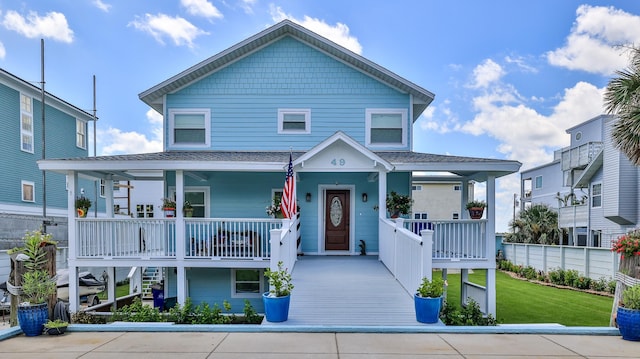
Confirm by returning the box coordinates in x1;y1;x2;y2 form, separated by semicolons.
502;242;620;280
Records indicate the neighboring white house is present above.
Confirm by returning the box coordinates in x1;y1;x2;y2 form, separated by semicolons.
520;114;637;248
412;175;475;220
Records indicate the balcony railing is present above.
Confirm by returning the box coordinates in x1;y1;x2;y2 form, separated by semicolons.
558;204;589;228
76;218;282;260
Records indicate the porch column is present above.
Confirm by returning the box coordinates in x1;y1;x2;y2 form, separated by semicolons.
67;171;79;312
175;170;185;261
461;179;470;219
105;267;116;311
378;171;387;217
486;175;496;316
176;266;187;305
104;176;114;218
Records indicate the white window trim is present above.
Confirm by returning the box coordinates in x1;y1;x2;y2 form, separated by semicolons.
21;180;35;202
168;108;211;148
277;109;311;134
20;93;34;154
365;108;408;147
76;119;87;149
231;269;264;298
591;182;602;208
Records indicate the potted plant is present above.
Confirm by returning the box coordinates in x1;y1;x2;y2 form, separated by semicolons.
44;319;69;335
161;197;176;217
414;276;446;323
183;200;194;217
262;261;294;322
386;191;413;218
466;199;486;219
75;195;91;218
9;229;57;336
617;284;640;341
266;196;282;218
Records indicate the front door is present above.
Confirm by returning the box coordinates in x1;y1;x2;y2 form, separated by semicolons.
325;190;350;251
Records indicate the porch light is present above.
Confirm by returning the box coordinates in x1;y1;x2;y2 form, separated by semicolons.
362;193;368;202
306;192;311;202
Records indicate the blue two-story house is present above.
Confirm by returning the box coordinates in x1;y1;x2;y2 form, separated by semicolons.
39;20;521;318
0;68;99;249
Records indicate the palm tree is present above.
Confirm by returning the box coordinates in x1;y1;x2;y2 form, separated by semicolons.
506;204;561;245
604;46;640;165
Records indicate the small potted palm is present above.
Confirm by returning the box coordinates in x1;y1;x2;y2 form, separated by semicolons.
8;229;57;336
414;276;446;323
183;200;194;217
466;200;486;219
263;261;294;322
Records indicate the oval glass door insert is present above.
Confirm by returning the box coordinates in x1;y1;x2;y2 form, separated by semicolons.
330;196;343;227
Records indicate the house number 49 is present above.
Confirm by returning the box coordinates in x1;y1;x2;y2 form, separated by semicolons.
331;158;346;166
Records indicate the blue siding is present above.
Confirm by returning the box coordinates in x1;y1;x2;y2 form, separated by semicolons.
167;268;266;313
166;36;410;151
0;82;96;211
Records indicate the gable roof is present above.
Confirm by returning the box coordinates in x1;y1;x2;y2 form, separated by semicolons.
139;20;435;121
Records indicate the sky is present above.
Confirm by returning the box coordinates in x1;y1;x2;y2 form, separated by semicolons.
1;0;640;232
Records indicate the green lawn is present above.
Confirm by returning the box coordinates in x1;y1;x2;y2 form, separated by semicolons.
444;270;614;326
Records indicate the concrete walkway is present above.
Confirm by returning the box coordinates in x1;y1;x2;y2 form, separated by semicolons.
0;329;636;358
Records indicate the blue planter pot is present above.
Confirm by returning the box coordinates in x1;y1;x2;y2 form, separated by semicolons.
263;292;290;322
17;303;49;336
414;294;442;324
617;307;640;341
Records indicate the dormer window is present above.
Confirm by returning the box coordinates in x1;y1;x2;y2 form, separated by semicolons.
169;109;210;147
278;109;310;134
365;109;407;147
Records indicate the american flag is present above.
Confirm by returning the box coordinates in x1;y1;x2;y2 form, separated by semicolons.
281;153;296;219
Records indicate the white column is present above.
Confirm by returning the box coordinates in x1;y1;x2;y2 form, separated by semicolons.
486;175;497;316
420;229;433;282
106;267;116;310
379;171;387;217
104;177;114;218
176;266;187;305
175;170;185;260
67;171;79;312
461;179;470;219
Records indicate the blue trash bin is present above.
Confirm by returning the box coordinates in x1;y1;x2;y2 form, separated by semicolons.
151;283;164;310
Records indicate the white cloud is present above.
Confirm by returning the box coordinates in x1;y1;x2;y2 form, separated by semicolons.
547;5;640;75
469;59;504;89
0;42;5;59
98;109;163;156
181;0;223;19
239;0;257;14
129;13;208;48
93;0;112;12
270;5;363;55
2;10;74;43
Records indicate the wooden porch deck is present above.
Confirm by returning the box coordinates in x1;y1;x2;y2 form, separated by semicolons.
264;256;433;326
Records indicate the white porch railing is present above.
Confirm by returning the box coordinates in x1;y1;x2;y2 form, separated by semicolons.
379;218;433;296
77;218;176;258
185;218;281;259
404;219;488;260
76;218;284;260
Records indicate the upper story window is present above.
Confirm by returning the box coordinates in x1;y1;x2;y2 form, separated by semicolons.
412;185;422;191
20;94;34;153
169;109;211;147
278;109;310;134
535;175;543;189
365;109;408;147
76;119;86;149
453;185;461;191
591;183;602;208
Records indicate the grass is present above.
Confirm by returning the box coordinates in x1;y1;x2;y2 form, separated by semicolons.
444;269;614;326
97;283;132;300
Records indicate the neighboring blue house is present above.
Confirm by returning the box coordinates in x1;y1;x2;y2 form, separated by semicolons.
520;114;637;248
39;21;521;317
0;68;99;249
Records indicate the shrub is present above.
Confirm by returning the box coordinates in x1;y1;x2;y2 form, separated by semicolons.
608;280;618;294
521;266;537;280
548;268;565;285
575;276;591;290
440;298;497;326
590;277;608;292
563;269;579;287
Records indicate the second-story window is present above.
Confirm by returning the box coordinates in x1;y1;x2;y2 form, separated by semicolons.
20;94;34;153
169;109;211;147
278;109;310;134
535;175;543;189
365;109;407;147
76;119;86;149
591;183;602;208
